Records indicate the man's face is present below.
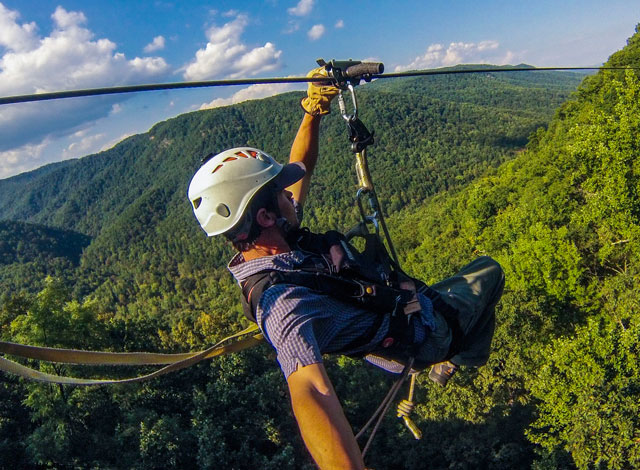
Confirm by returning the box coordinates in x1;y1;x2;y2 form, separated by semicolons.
277;189;299;228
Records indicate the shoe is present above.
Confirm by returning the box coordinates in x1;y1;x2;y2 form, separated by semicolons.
428;361;458;387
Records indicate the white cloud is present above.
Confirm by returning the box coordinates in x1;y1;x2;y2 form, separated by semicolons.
0;4;170;97
200;81;301;109
308;24;325;41
143;35;165;53
0;2;39;52
288;0;314;16
183;14;282;80
0;139;49;179
62;131;106;159
395;40;514;71
0;3;170;177
51;6;86;29
335;19;344;29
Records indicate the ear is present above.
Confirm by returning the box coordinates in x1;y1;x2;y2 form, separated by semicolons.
255;208;277;228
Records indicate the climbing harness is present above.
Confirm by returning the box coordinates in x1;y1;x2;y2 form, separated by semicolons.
320;59;425;449
240;230;421;354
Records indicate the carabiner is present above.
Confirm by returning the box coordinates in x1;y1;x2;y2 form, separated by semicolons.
338;83;358;122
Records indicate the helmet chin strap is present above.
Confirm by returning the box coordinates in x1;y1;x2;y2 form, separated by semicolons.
229;215;290;246
226;212;254;244
276;217;292;235
228;187;290;246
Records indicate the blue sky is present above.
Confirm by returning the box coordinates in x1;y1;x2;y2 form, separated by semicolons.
0;0;638;179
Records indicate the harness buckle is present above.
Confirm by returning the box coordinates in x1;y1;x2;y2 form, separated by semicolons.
354;281;377;298
403;295;422;316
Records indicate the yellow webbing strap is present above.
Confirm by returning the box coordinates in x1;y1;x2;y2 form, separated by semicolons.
0;324;259;365
0;325;264;385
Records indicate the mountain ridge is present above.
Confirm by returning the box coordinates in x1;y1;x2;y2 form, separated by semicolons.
0;70;584;235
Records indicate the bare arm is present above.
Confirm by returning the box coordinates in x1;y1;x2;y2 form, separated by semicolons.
287;113;322;207
287;362;365;470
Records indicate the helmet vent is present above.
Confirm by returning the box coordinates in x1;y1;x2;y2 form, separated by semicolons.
223;156;238;162
216;203;231;217
192;197;202;209
212;164;223;173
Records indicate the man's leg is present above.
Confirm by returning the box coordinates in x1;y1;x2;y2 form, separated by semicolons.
426;256;505;367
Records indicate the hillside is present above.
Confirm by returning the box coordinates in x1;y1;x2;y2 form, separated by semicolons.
2;29;639;470
383;27;640;469
0;220;90;295
0;220;89;265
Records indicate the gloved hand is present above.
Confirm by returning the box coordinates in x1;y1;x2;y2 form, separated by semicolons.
300;66;339;115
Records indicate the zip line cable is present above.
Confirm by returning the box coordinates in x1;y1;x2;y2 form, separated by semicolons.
0;65;636;106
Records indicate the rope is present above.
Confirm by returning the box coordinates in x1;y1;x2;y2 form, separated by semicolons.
396;374;422;439
356;357;414;458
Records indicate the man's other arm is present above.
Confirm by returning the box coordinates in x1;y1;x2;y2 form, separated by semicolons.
287;362;365;470
287;113;321;207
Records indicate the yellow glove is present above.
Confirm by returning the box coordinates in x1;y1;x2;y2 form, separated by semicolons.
300;66;339;115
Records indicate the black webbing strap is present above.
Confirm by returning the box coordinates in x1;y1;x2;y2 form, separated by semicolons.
241;265;411;323
241;271;279;323
242;266;466;362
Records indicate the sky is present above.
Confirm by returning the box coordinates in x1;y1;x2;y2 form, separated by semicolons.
0;0;638;179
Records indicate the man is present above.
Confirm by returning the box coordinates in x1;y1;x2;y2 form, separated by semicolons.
188;68;505;470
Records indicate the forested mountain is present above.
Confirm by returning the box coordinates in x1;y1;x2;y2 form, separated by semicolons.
0;221;90;294
386;29;640;469
1;26;639;469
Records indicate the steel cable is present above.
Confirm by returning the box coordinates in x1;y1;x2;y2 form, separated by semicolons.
1;66;636;106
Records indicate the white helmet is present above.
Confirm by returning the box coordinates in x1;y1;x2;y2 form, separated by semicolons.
188;147;305;237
